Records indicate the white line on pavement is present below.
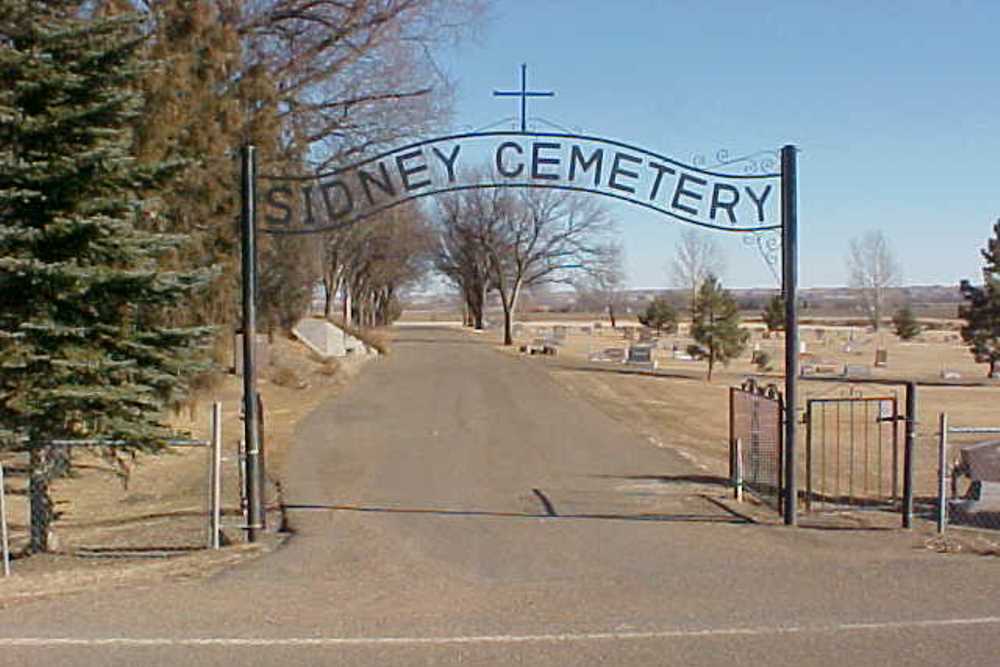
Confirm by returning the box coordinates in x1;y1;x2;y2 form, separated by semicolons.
1;616;999;647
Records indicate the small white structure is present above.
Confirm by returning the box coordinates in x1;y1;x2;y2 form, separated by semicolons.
292;318;369;358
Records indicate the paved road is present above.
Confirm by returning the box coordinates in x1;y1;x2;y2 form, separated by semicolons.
1;326;999;666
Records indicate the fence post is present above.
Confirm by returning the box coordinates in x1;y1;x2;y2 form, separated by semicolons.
902;382;917;528
733;438;744;502
937;413;948;534
728;387;736;482
805;401;813;512
1;462;10;577
209;402;223;550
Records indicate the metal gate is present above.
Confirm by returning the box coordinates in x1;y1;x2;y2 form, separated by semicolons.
729;379;784;512
804;392;900;511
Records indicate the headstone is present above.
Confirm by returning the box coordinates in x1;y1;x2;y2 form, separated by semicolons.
233;333;270;375
627;344;657;369
799;341;807;354
843;364;872;378
941;369;962;380
672;348;695;361
815;328;826;341
590;347;626;362
628;345;653;363
874;348;888;367
604;347;626;361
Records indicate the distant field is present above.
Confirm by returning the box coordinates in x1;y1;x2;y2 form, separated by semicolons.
399;307;963;329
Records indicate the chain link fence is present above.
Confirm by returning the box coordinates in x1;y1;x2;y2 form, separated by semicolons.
0;403;228;571
934;415;1000;535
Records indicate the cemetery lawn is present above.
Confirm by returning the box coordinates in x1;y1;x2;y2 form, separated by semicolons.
0;334;376;596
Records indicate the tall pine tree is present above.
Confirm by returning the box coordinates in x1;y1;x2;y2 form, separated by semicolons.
959;220;1000;377
0;3;212;551
132;0;243;333
689;275;749;381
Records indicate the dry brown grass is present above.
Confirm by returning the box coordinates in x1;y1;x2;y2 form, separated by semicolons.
1;334;373;584
502;319;1000;503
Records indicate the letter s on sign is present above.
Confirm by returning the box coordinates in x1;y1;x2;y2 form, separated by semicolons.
264;185;292;226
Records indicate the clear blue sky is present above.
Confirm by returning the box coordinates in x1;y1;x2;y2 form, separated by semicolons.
437;0;999;289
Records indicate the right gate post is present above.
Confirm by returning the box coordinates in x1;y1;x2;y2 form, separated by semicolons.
781;144;799;526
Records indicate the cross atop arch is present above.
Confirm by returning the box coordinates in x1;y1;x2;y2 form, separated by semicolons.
493;63;555;133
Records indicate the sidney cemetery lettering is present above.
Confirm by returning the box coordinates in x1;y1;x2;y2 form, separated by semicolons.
261;132;781;234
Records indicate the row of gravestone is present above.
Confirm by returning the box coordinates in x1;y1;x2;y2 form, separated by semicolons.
588;344;657;369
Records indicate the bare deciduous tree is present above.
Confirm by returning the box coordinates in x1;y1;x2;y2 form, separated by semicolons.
484;188;615;345
669;228;726;315
240;0;486;169
434;191;494;329
321;204;434;327
573;241;626;327
846;230;901;331
434;183;616;345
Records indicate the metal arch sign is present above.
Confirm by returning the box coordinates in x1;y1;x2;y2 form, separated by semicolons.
258;131;781;235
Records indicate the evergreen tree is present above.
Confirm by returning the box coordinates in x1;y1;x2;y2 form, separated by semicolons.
132;0;243;333
959;220;1000;377
689;275;749;381
0;4;212;551
637;296;677;334
892;304;921;341
761;294;785;333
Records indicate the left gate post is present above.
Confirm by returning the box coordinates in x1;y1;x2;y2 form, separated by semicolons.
241;144;264;542
781;144;799;526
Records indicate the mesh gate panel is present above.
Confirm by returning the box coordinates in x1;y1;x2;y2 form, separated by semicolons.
731;381;783;511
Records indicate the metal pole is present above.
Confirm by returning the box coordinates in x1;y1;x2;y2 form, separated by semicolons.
805;401;813;512
241;144;264;542
1;463;10;577
781;144;798;526
728;387;736;482
734;438;744;502
902;381;917;528
937;412;948;534
210;402;223;550
520;63;527;133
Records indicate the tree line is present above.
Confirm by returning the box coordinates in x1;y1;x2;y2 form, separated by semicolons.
0;0;482;551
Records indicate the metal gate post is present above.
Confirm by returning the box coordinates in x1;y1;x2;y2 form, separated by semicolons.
734;438;744;502
1;462;10;577
209;402;223;550
903;382;917;528
729;387;736;483
240;144;264;542
937;413;948;534
805;401;813;512
781;144;799;526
